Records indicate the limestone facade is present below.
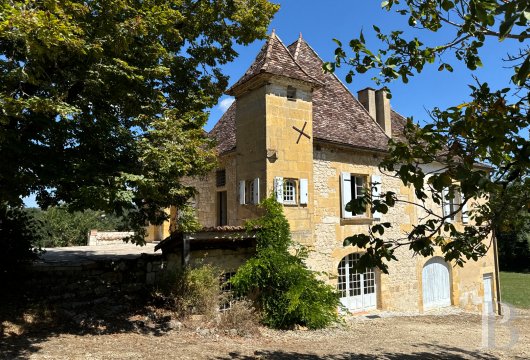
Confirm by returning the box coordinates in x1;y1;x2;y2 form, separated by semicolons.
180;80;497;313
155;32;499;314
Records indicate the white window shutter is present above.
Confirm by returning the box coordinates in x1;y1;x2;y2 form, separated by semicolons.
300;178;308;205
239;180;246;205
274;177;283;203
461;194;469;224
442;188;451;221
252;178;260;205
341;172;353;218
371;175;382;220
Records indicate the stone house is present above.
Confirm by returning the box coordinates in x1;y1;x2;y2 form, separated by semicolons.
155;32;499;314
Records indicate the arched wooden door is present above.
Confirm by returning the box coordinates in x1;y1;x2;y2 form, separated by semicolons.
422;257;451;310
337;253;376;311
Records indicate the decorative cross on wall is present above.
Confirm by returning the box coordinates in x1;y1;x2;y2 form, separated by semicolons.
293;121;311;144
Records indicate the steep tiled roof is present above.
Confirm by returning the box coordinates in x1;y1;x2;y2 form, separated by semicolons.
209;101;236;154
287;37;389;151
211;33;407;154
227;31;319;95
391;110;408;142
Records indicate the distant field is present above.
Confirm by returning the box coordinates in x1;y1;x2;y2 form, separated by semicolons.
500;272;530;308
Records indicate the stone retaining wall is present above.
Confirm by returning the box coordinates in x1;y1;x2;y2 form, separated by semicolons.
26;254;165;303
87;230;136;246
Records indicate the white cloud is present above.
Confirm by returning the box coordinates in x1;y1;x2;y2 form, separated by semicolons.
218;97;235;112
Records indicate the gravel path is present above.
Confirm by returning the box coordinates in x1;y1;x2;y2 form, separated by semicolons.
2;308;528;360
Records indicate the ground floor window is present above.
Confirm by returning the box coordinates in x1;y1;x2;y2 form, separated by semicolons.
220;271;237;311
337;253;376;311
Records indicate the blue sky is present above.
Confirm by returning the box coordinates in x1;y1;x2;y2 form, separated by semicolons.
206;1;519;131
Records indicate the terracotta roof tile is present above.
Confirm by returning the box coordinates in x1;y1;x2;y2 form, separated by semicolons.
391;110;408;142
227;31;319;94
209;101;236;154
287;38;389;151
210;33;409;154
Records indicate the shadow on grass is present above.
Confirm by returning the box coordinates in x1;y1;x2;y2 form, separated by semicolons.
0;278;174;360
216;344;500;360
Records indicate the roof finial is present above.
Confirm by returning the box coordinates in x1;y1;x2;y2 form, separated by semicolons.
299;32;303;39
271;28;276;37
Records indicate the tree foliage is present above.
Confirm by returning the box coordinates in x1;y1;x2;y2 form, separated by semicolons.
490;182;530;272
0;0;278;242
325;0;530;272
0;205;43;278
30;206;129;247
230;197;339;329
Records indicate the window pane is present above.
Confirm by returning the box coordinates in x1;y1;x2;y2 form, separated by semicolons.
249;181;254;204
283;179;296;204
338;253;376;299
216;169;226;187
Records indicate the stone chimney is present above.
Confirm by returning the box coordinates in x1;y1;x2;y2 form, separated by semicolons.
357;87;376;121
375;89;392;137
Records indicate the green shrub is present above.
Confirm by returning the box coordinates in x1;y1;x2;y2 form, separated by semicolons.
230;197;339;329
0;205;43;280
33;206;130;247
156;264;221;318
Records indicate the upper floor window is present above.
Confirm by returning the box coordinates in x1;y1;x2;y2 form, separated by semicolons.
287;86;296;101
442;188;468;223
341;173;382;220
239;178;260;205
216;169;226;187
283;179;297;205
274;177;308;206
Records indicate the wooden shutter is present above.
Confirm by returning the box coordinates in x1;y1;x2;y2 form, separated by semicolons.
341;172;353;218
371;175;382;220
300;178;308;205
461;193;469;224
442;188;451;221
252;178;260;205
239;180;246;205
274;177;283;203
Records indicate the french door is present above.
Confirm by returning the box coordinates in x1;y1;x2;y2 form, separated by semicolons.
338;253;376;311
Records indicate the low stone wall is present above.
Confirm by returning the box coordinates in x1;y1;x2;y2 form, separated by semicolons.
87;230;135;246
26;254;165;303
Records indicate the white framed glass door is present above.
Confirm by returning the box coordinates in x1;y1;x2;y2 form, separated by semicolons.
338;253;376;311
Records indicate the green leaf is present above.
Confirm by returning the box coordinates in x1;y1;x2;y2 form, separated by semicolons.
516;55;530;84
441;1;454;11
499;16;517;39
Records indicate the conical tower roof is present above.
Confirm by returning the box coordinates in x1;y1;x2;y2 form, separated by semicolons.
227;31;320;95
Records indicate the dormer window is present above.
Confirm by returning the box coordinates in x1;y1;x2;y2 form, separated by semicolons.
287;86;296;101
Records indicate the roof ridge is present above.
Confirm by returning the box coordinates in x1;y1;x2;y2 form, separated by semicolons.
227;31;322;95
273;33;320;85
289;38;390;140
263;30;276;72
291;33;303;60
